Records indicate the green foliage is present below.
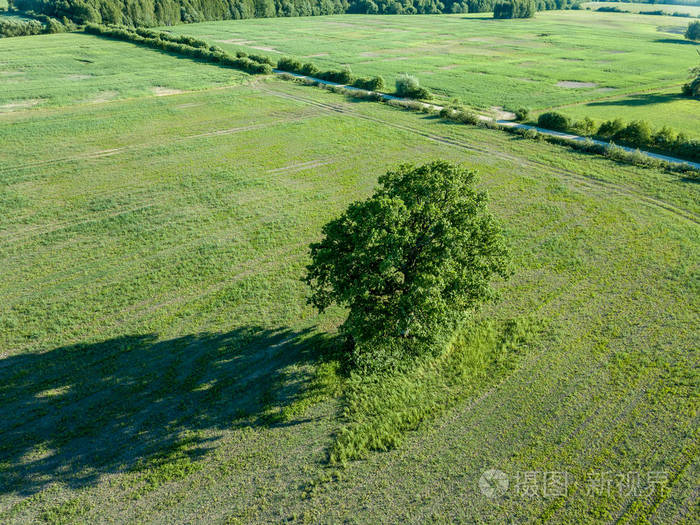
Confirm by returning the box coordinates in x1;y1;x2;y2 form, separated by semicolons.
572;116;597;136
14;0;351;25
0;12;71;37
84;23;272;74
613;120;654;148
439;105;480;125
395;73;432;99
682;61;700;98
352;75;385;91
598;117;625;138
685;20;700;41
278;56;302;73
538;111;571;132
161;13;700;134
493;0;535;18
304;161;510;372
1;55;698;519
11;0;573;25
514;107;530;121
277;56;354;84
0;15;43;36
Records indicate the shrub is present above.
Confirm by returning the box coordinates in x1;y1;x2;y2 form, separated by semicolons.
277;57;303;73
519;127;539;140
683;64;700;99
572;117;597;136
454;109;480;125
352;76;386;91
318;66;354;84
514;107;530;122
0;17;44;37
613;120;653;148
537;111;570;132
395;73;432;99
300;62;320;77
685;20;700;41
654;126;677;148
249;53;274;66
84;24;272;75
303;161;510;373
597;118;624;138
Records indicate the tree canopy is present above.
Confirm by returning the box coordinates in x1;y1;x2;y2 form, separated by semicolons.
13;0;573;26
304;161;510;372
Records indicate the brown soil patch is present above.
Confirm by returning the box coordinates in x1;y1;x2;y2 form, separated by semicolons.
89;90;118;103
152;87;185;96
557;81;598;88
0;99;42;112
250;45;282;53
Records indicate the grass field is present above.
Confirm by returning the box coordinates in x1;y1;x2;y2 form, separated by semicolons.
162;11;700;136
0;33;245;110
542;86;700;134
1;32;698;523
583;2;700;16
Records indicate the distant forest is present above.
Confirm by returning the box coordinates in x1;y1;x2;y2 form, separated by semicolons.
13;0;575;26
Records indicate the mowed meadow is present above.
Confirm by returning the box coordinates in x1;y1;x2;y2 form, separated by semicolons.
0;29;698;523
0;33;244;110
163;10;700;135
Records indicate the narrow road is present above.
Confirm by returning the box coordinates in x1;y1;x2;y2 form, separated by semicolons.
273;70;700;171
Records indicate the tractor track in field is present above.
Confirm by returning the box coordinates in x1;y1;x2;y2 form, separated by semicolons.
0;114;324;245
0;114;320;178
259;86;700;226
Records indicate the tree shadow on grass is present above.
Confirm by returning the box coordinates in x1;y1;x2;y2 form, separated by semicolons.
0;326;340;497
654;38;698;45
587;92;687;108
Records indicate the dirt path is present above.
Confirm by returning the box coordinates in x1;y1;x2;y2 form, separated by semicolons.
273;70;700;171
260;84;700;226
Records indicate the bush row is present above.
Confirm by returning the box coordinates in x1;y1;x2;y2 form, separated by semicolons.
83;23;272;74
595;6;698;17
276;72;698;176
508;126;698;176
535;112;699;163
0;12;73;37
276;57;392;94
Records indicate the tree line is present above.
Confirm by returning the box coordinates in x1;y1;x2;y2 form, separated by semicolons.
85;23;273;73
12;0;577;26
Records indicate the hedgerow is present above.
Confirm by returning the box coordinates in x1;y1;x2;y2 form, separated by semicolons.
0;12;73;37
272;60;699;175
277;57;355;84
84;23;273;74
533;112;700;163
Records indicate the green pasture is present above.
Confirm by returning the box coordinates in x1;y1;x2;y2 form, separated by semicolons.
0;34;698;523
0;33;245;109
162;11;700;135
546;86;700;134
583;2;700;16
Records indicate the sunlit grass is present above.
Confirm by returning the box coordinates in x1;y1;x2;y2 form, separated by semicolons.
162;11;700;135
0;35;697;523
